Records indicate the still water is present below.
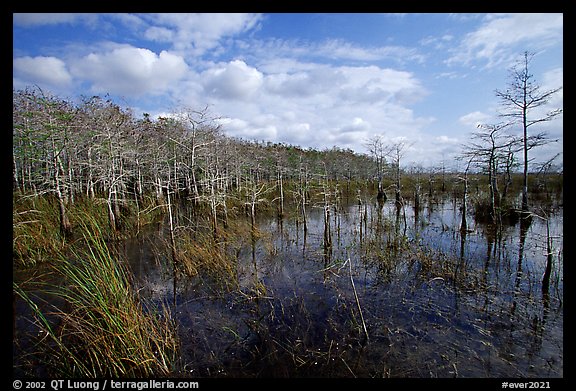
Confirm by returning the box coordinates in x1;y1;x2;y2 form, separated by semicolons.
125;192;563;378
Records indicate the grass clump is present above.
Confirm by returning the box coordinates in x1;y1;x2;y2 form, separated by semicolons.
175;217;260;290
14;214;179;377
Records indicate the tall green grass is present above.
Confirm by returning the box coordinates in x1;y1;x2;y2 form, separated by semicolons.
14;213;179;377
13;191;167;268
13;193;63;267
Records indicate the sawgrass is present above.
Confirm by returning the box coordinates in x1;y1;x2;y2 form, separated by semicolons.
14;213;179;377
13;193;63;267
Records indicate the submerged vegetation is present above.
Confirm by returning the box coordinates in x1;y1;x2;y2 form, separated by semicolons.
13;87;562;378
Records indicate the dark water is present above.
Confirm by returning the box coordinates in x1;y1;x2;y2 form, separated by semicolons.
123;192;563;378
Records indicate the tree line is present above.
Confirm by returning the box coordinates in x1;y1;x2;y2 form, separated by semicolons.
12;87;381;237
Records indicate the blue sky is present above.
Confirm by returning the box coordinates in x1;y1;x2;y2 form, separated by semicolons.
13;13;563;169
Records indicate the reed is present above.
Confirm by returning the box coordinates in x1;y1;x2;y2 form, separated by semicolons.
175;217;260;280
13;193;65;267
15;213;179;377
14;189;172;269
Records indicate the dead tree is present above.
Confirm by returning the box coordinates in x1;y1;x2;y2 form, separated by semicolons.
463;122;520;224
495;51;562;212
365;135;388;202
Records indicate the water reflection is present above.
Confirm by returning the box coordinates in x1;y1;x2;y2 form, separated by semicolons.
122;192;564;377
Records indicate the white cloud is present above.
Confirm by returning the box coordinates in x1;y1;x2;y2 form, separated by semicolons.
286;122;312;142
542;67;563;108
350;117;371;130
217;117;249;135
177;57;433;153
202;60;263;100
435;135;459;144
337;66;427;105
70;46;188;96
448;13;563;68
331;118;373;145
265;66;344;98
141;13;263;56
241;37;425;66
459;111;492;128
219;116;277;140
419;34;454;50
528;66;563;138
542;67;563;87
13;56;73;90
315;39;425;64
144;26;174;42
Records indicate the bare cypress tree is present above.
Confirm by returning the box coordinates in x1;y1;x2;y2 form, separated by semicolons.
365;135;387;201
495;51;562;212
28;89;75;237
463;122;520;223
386;141;410;207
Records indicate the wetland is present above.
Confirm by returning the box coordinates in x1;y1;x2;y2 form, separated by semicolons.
13;183;563;378
12;89;563;378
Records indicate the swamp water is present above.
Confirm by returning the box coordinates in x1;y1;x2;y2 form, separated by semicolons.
14;192;563;378
125;193;563;378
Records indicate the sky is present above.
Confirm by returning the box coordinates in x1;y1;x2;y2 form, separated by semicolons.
13;13;563;169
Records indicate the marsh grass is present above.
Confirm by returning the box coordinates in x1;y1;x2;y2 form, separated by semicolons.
13;194;63;267
14;213;179;377
13;191;165;268
174;216;270;287
175;231;236;285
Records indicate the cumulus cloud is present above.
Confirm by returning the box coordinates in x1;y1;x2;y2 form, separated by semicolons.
182;57;432;153
262;64;426;107
331;118;373;145
342;117;371;132
202;60;264;100
285;123;312;143
70;46;188;96
13;56;73;90
339;66;426;105
219;116;277;140
265;66;344;98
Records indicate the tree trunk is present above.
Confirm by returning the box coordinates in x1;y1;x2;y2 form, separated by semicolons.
155;176;164;204
52;136;71;237
57;195;71;237
541;216;553;295
377;179;386;202
278;170;284;219
521;63;530;213
460;175;468;233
